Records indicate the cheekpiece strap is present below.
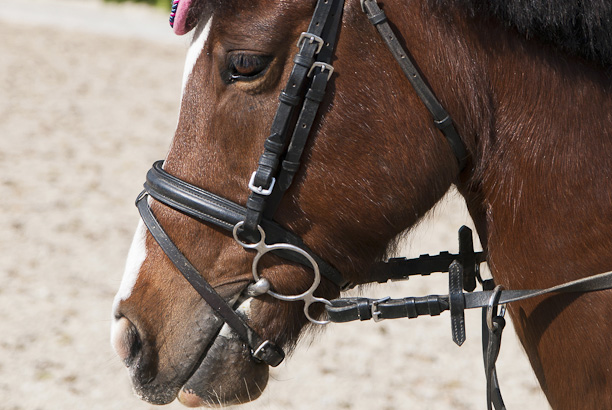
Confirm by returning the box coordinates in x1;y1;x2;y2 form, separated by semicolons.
243;0;345;234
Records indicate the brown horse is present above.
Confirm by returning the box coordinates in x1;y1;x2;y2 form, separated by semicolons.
111;0;612;408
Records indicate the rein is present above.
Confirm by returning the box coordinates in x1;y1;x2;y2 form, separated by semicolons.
136;0;612;408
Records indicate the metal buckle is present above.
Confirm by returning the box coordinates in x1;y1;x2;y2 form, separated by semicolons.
371;296;391;322
297;32;324;54
308;62;334;80
486;285;506;331
252;340;272;362
248;172;276;196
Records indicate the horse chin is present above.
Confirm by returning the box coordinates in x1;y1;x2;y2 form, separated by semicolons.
177;299;270;408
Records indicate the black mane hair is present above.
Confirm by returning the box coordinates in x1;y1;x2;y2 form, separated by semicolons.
446;0;612;66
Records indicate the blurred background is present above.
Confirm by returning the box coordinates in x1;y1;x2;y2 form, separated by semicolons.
0;0;548;408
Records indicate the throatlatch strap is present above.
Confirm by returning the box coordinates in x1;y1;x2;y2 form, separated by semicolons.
136;194;285;367
361;0;468;169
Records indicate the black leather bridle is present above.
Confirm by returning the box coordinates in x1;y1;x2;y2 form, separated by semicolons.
136;0;612;408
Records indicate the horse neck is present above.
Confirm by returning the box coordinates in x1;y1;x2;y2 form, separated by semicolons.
448;8;612;289
435;8;612;408
360;1;612;286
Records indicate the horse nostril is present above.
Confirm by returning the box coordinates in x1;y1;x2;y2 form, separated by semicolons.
111;316;142;367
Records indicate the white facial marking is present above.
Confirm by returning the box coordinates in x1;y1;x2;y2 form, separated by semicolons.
181;17;213;95
112;220;147;315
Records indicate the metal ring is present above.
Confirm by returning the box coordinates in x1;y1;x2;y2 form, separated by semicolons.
233;222;266;250
486;285;505;331
304;296;333;325
233;221;330;325
251;240;322;301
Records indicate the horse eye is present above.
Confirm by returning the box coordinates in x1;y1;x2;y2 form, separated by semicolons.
225;53;272;83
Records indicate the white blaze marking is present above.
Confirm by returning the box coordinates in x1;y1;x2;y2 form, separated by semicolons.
112;220;148;315
111;16;213;338
181;17;213;95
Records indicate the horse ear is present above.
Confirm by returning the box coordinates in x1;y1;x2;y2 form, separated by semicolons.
170;0;208;36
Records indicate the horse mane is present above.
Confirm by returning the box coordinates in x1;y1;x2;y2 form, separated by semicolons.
440;0;612;66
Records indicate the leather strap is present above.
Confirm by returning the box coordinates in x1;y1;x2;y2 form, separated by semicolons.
244;0;345;233
136;194;285;367
449;261;466;345
144;161;350;290
482;280;506;410
361;0;468;170
369;226;485;285
326;269;612;322
265;0;344;218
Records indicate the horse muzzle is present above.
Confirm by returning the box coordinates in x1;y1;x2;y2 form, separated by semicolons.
112;293;269;407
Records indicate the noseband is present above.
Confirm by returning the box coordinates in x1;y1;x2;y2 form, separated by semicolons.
137;0;612;408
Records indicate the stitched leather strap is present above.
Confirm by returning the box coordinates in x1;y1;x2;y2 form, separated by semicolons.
244;0;345;233
265;1;344;218
144;161;350;290
136;194;285;367
327;269;612;322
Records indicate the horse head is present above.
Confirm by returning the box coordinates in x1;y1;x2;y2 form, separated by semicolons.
110;0;475;406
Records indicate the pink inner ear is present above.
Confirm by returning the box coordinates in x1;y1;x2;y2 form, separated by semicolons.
172;0;194;36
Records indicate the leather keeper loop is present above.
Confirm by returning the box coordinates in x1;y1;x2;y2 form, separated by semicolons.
264;138;284;154
427;295;442;316
403;297;418;318
282;159;300;173
356;299;371;320
258;152;278;169
293;53;315;68
368;10;387;25
279;91;301;106
246;195;267;212
306;88;326;103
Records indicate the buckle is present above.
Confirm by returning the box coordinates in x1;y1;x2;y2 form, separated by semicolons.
248;172;276;196
371;296;391;322
252;340;285;367
252;340;271;361
308;62;334;80
297;32;324;54
486;285;506;331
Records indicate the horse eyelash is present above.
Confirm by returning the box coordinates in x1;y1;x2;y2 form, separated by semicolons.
225;53;272;83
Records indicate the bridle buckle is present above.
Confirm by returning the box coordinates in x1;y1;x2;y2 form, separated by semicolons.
371;296;391;322
308;62;335;80
252;340;272;362
297;32;325;54
248;172;276;196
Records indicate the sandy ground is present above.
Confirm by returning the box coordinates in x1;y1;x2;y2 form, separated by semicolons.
0;1;551;409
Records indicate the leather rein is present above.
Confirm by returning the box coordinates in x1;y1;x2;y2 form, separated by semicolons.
136;0;612;408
